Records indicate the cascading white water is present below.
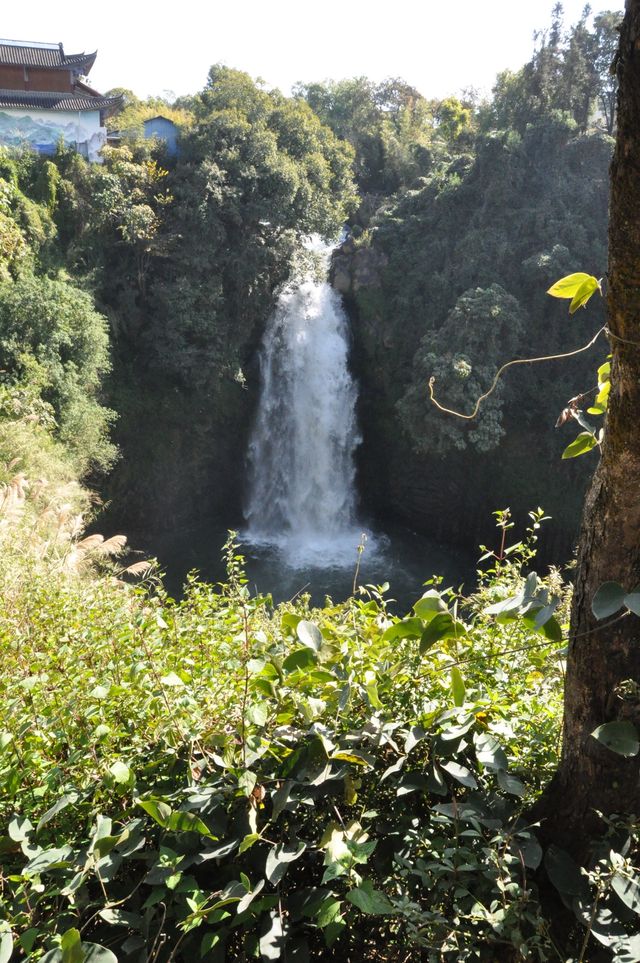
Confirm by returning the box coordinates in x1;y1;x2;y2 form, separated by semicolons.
244;240;365;567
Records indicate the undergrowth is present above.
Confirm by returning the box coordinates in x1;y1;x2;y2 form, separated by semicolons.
0;459;638;961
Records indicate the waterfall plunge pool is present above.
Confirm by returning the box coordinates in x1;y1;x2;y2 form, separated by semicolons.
149;519;474;614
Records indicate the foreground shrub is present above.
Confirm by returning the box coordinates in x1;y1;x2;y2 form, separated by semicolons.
0;512;574;962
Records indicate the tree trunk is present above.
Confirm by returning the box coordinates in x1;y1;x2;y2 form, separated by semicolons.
540;0;640;852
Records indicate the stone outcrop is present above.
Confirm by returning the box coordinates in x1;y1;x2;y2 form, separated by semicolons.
330;235;389;296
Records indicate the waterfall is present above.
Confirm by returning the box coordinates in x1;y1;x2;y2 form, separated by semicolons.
244;240;364;567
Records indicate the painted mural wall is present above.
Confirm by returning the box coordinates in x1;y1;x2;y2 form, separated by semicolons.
0;107;106;162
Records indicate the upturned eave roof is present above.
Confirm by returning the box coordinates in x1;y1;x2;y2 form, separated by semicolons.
0;88;122;112
0;41;97;73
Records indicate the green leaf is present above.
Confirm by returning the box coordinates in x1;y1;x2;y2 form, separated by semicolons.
81;945;118;963
0;926;13;963
547;272;596;299
562;431;598;459
514;834;542;870
165;811;216;837
297;620;323;651
282;648;317;673
440;760;477;789
98;908;142;928
109;760;132;784
247;703;268;727
265;841;306;886
346;879;394;915
420;612;458;650
316;898;342;928
569;275;600;314
239;833;260;855
532;596;559;627
36;792;78;834
598;360;611;383
591;721;639;757
537;615;563;642
413;590;447;621
545;845;588;897
497;770;525;797
159;672;184;686
382;617;423;642
624;590;640;616
281;612;302;633
474;732;508;772
61;929;83;963
239;771;257;796
612;872;640;915
331;750;373;767
136;798;172;827
592;581;626;620
451;666;466;707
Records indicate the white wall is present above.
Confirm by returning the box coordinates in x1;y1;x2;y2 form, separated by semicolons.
0;107;106;162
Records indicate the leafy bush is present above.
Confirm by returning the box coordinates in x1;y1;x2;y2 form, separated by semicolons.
0;273;116;473
0;519;571;961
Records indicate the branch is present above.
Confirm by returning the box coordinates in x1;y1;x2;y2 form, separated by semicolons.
428;327;607;420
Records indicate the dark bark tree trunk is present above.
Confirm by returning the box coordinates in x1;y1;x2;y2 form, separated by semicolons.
539;0;640;853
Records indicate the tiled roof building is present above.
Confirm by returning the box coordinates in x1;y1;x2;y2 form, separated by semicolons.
0;39;121;161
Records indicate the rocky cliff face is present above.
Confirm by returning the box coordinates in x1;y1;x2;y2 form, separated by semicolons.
332;125;611;560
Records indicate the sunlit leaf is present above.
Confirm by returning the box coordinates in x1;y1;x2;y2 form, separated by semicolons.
382;618;423;641
450;666;466;707
474;732;507;772
135;798;172;827
624;589;640;617
61;930;84;963
440;760;477;788
420;612;460;650
547;272;595;298
0;926;13;963
569;276;600;314
259;910;286;959
612;872;640;915
413;590;447;621
297;620;323;651
561;431;598;459
109;760;132;784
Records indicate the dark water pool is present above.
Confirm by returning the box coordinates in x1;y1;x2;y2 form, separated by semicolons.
140;519;476;615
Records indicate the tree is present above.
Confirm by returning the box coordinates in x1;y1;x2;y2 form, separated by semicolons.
592;11;620;134
0;274;116;472
294;76;434;194
540;0;640;853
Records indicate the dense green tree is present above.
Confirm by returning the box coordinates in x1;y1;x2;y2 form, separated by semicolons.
344;109;611;548
0;274;115;472
294;76;434;194
399;284;526;454
484;7;621;134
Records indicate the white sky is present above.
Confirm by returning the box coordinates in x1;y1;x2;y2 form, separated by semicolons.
2;1;625;102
